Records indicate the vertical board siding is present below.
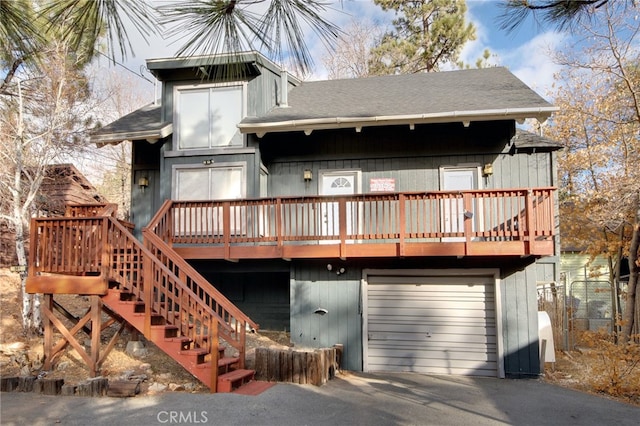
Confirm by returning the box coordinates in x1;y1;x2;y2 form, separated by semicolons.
290;267;362;371
500;265;541;377
261;124;556;199
131;169;160;237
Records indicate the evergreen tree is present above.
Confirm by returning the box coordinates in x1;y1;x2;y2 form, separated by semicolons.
369;0;476;74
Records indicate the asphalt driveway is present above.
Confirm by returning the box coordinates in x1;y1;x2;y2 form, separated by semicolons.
1;372;638;425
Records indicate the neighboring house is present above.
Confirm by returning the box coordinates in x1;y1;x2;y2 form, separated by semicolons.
0;164;107;267
86;51;561;379
560;245;620;333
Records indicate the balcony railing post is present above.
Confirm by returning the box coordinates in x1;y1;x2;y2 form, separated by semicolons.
399;194;406;256
275;199;283;256
223;201;231;260
28;218;38;276
525;190;535;253
101;219;111;279
463;193;473;255
166;202;174;247
339;198;347;259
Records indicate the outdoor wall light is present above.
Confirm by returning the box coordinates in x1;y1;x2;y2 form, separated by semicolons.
483;163;493;177
138;176;149;192
303;169;313;181
314;308;328;315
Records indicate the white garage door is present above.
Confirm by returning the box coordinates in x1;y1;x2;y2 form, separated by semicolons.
366;274;498;377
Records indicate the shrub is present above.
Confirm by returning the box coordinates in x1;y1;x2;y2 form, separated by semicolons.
577;330;640;402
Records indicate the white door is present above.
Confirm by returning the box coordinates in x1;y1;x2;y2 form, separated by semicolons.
319;171;358;240
366;274;498;377
441;168;479;240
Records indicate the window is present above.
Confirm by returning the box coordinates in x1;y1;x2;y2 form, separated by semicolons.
175;84;245;150
173;164;246;236
175;165;245;201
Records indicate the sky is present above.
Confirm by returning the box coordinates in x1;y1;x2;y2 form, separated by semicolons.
100;0;567;105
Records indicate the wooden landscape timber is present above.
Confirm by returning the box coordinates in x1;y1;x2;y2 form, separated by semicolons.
254;346;341;386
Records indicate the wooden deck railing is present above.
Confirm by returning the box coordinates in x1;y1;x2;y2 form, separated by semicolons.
28;209;258;384
148;188;556;259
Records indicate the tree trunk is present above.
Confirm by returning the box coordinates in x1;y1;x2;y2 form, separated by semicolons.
15;194;41;334
621;194;639;342
13;81;42;335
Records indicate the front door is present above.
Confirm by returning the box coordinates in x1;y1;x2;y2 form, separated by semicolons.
319;171;359;240
441;167;480;240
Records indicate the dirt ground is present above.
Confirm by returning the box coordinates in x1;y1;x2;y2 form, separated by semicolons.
0;269;289;393
0;268;638;404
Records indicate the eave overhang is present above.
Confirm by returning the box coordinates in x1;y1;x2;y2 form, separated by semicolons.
238;106;559;137
90;123;173;147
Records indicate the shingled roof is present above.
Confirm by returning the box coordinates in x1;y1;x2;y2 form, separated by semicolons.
90;65;557;144
511;129;564;153
239;67;556;136
90;103;171;146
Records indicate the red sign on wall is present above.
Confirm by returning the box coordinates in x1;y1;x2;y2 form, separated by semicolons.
370;178;395;192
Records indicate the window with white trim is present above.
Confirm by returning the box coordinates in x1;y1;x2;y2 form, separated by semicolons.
174;84;244;150
173;164;246;236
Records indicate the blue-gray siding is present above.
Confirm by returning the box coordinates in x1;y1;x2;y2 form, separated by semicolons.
500;264;541;377
290;262;362;371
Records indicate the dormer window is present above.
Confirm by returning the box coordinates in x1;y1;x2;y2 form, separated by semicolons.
174;83;246;150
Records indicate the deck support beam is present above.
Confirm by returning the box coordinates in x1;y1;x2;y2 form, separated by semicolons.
41;294;123;377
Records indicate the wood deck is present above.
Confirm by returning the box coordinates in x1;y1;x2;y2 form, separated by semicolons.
148;188;556;260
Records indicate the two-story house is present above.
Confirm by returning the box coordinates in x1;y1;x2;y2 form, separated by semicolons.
28;52;560;392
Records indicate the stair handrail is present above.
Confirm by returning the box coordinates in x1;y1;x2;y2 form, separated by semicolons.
145;200;259;333
104;217;231;341
142;228;258;347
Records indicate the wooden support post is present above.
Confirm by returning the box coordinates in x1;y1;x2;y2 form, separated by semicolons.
239;321;246;369
209;318;219;393
43;305;92;368
43;294;53;370
143;253;152;337
90;296;102;377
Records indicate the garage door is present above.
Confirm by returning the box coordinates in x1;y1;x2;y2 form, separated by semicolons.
366;274;497;377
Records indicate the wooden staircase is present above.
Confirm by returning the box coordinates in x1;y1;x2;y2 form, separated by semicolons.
26;203;259;393
101;287;254;392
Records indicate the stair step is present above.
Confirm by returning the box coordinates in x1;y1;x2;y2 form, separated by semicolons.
216;357;240;374
179;348;209;364
119;300;145;313
166;336;192;345
218;357;239;367
179;348;209;356
150;325;179;339
217;369;255;393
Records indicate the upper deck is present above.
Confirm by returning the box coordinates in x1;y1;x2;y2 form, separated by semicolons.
148;188;556;261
